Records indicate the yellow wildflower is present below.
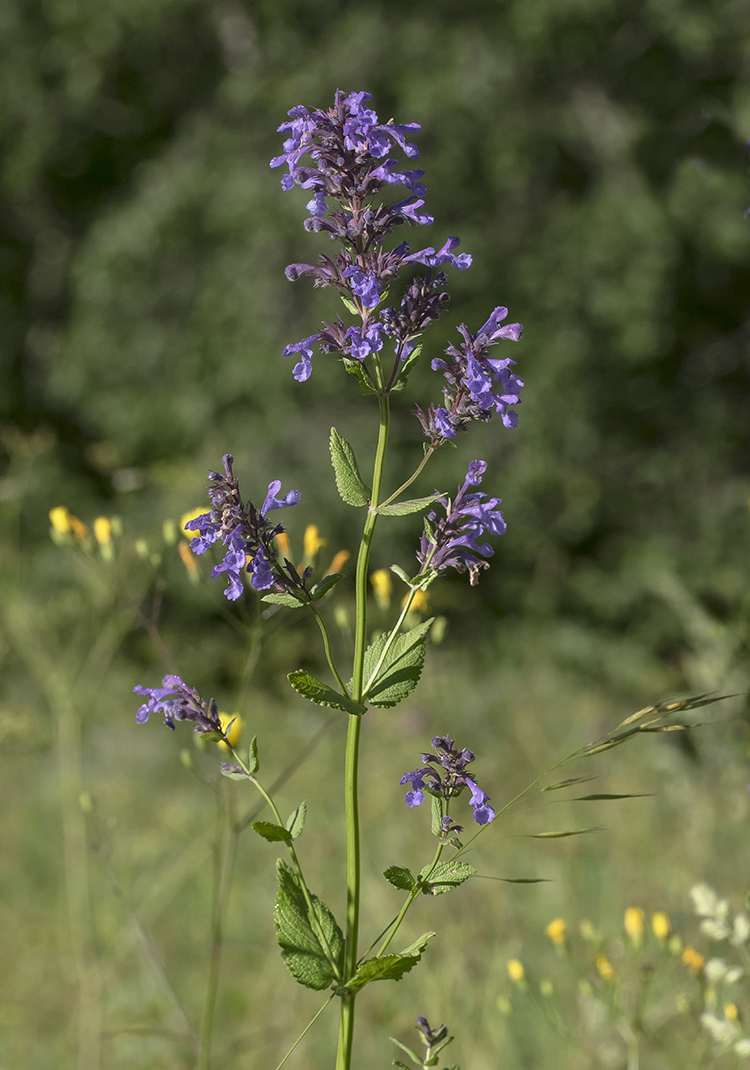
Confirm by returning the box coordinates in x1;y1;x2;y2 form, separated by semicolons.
178;540;198;577
370;568;392;610
275;531;292;559
180;508;206;541
545;918;567;946
596;955;614;980
303;524;327;559
217;713;244;752
507;959;525;983
49;506;71;535
93;517;112;545
682;946;705;974
68;515;88;542
328;549;350;574
624;907;645;943
651;912;671;940
404;588;429;614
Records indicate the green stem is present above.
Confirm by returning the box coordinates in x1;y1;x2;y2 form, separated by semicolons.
337;391;390;1070
310;603;350;696
198;781;238;1070
375;841;444;959
378;445;436;509
362;586;418;698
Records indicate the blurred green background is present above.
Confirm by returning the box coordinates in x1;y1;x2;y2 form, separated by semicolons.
2;0;750;1066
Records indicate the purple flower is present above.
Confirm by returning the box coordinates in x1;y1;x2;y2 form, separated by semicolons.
402;236;472;271
342;265;383;309
282;333;321;382
345;322;386;361
417;460;506;585
185;455;302;601
418;305;524;442
400;735;495;826
134;675;223;734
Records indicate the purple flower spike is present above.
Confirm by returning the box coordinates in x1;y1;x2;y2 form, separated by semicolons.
400;735;495;827
417;461;506;585
186;455;303;602
134;675;223;734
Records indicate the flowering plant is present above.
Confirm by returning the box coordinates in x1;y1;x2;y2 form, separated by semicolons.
129;90;720;1070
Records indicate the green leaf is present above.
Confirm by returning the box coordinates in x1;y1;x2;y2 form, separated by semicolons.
330;428;370;507
389;564;412;586
252;821;292;843
363;618;434;708
262;592;306;608
246;735;259;775
286;802;307;840
573;792;652;801
220;765;246;781
542;775;597;792
340;294;359;316
383;866;415;891
274;860;343;991
339;931;434;994
530;827;603;839
389;342;423;392
430;796;443;837
288;670;366;716
309;573;345;601
375;495;443;517
419;860;476;896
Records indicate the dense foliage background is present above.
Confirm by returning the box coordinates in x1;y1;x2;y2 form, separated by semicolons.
1;0;750;1067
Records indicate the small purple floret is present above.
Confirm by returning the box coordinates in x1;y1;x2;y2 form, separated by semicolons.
134;675;223;734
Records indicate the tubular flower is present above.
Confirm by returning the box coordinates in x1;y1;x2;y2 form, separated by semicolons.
272;90;471;383
134;675;223;734
400;734;496;826
185;454;303;601
416;306;523;442
417;460;506;585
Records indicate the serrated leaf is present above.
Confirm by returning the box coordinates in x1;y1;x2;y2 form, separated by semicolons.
363;618;434;708
340;932;434;994
383;866;415;891
274;860;343;991
309;573;345;601
252;821;292;843
286;802;307;840
375;495;443;517
530;827;603;838
419;860;476;895
288;670;366;716
262;592;306;608
330;428;370;507
246;735;259;775
389;564;412;586
430;796;443;837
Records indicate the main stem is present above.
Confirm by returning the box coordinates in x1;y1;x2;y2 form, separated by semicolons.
337;392;390;1070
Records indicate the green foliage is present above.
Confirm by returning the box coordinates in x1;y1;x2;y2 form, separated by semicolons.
287;670;366;716
285;801;307;840
362;619;434;708
252;821;292;843
274;860;344;991
329;427;371;507
418;861;476;896
338;932;435;995
383;866;417;891
376;496;444;517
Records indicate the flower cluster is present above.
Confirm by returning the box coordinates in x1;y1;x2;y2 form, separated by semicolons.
415;305;524;442
185;454;302;600
417;460;506;585
272;89;472;384
400;734;495;826
134;675;223;734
